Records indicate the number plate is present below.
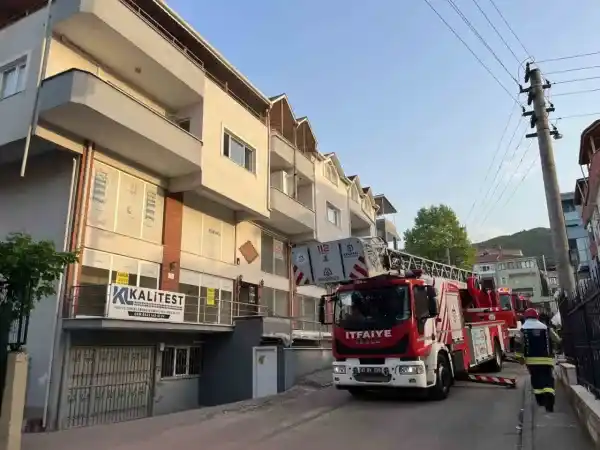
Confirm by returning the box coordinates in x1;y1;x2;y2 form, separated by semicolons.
357;367;383;374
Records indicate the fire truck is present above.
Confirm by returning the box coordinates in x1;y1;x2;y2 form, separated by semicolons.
292;237;512;400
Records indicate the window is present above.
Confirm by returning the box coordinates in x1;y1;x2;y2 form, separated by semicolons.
223;131;255;172
160;346;202;378
260;287;289;316
0;59;26;99
324;163;338;186
326;202;340;226
76;249;160;316
88;161;165;243
178;270;234;325
260;231;288;277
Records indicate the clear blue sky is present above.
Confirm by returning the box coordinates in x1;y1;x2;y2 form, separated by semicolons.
168;0;600;242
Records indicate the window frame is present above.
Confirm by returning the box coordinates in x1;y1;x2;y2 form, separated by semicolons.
178;270;235;324
0;55;28;100
260;231;289;278
160;345;203;379
79;249;160;290
223;130;256;173
326;202;341;227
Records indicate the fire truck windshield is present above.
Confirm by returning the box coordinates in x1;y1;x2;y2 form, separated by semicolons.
499;294;512;311
335;285;410;330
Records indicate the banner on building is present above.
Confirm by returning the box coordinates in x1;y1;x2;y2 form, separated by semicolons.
106;284;185;323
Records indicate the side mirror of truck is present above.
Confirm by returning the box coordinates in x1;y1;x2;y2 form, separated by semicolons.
426;286;439;317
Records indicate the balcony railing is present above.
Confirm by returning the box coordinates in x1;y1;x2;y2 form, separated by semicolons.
65;285;269;327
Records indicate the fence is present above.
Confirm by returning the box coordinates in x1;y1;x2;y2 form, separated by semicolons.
560;268;600;398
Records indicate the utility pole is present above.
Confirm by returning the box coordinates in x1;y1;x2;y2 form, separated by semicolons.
522;64;576;295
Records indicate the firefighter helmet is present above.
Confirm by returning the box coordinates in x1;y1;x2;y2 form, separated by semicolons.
524;308;539;319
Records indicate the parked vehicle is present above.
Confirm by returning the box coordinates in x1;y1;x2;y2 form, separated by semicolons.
292;237;511;399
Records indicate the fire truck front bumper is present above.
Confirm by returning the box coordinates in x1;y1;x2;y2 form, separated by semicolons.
332;360;429;389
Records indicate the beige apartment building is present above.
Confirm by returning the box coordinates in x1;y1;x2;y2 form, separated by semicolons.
0;0;382;432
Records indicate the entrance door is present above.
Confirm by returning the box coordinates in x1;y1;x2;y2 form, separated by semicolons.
253;346;278;399
62;346;155;429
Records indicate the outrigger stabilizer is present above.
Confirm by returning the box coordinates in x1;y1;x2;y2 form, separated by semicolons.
456;374;517;388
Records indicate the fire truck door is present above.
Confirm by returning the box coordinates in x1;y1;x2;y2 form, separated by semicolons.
446;292;464;342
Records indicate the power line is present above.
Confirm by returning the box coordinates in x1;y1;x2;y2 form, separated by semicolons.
555;111;600;121
552;87;600;97
500;153;539;210
487;0;531;58
552;75;600;85
464;101;519;223
468;121;525;224
445;0;519;84
421;0;521;103
545;64;600;75
479;139;534;226
469;0;520;64
537;50;600;64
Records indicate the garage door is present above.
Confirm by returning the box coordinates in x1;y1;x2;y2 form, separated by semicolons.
62;346;155;429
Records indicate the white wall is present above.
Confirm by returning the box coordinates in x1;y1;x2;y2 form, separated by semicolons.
314;159;350;242
0;10;46;147
0;150;76;419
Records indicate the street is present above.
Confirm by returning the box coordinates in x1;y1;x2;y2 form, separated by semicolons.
24;364;544;450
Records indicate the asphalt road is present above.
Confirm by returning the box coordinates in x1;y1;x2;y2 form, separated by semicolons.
25;363;529;450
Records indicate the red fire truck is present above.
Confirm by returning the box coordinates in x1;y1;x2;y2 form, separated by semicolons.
292;237;512;399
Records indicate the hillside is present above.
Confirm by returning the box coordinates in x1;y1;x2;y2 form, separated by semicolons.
474;227;555;267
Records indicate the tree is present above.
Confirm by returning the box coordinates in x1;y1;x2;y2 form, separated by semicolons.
403;205;475;269
0;232;79;346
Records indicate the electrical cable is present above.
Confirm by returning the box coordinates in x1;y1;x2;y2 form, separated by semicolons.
555;112;600;121
545;64;600;75
487;0;531;58
552;87;600;97
499;152;539;210
469;0;520;64
445;0;520;84
468;121;526;224
552;75;600;85
464;101;520;223
479;139;534;226
421;0;522;104
537;50;600;64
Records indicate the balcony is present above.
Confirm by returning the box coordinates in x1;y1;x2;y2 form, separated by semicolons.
349;199;373;233
51;0;204;109
39;70;202;177
564;211;583;227
270;133;315;182
269;188;316;235
63;285;267;332
376;218;400;245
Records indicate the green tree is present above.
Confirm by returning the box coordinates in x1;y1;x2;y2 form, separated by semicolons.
403;205;475;269
0;232;79;346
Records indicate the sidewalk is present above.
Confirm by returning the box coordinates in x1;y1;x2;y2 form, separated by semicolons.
521;378;593;450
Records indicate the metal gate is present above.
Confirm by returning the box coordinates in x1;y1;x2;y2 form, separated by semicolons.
62;346;155;429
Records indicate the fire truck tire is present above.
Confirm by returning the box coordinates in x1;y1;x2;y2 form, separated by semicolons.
487;339;503;373
429;353;452;401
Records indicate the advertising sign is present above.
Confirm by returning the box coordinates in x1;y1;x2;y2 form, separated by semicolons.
106;284;185;323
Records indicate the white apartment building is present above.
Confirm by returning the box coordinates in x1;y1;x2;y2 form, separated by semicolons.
0;0;382;432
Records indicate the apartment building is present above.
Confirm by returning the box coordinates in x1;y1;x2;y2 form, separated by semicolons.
562;189;592;276
0;0;382;431
495;256;551;304
473;247;523;281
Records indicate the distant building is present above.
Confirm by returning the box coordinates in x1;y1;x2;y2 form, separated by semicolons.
496;256;552;306
473;247;523;280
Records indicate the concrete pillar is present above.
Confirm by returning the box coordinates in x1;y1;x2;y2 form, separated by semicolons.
0;352;28;450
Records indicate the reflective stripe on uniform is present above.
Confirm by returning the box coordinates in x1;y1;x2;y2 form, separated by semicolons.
525;357;554;366
533;387;555;395
515;352;524;358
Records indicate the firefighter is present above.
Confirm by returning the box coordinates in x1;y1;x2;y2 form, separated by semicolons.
516;308;556;412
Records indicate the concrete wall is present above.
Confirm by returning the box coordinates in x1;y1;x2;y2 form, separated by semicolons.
283;347;333;390
0;9;46;147
197;316;264;406
0;151;77;421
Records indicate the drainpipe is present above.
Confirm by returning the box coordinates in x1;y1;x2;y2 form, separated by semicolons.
266;108;272;212
21;0;53;177
42;155;78;429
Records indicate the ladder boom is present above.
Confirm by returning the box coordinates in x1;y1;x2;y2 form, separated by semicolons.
385;247;474;283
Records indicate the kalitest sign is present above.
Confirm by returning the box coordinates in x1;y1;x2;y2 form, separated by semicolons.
106;284;185;323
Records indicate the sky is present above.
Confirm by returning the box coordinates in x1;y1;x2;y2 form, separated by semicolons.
167;0;600;243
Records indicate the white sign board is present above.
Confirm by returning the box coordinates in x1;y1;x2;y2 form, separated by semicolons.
106;284;185;323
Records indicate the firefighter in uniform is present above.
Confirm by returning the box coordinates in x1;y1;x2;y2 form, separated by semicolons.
516;308;556;412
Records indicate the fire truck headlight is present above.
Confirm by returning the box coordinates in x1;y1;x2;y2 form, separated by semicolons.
333;365;346;374
397;365;424;375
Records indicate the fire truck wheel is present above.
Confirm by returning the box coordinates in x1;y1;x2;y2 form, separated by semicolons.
488;340;503;373
429;353;451;401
